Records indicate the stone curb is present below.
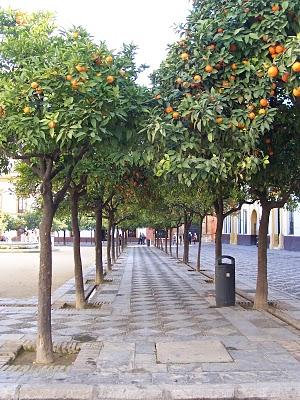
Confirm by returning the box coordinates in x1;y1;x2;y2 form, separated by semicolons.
1;383;300;400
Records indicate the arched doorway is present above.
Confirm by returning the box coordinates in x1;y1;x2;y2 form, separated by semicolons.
251;210;258;245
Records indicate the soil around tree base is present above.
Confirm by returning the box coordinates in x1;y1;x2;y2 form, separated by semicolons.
11;349;77;366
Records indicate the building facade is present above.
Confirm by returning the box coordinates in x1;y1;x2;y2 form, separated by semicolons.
222;202;300;251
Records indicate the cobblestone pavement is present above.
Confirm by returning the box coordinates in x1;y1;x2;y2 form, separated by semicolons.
0;246;300;399
178;243;300;299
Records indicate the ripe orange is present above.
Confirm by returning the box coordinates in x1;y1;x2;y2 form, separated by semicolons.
260;98;269;107
292;62;300;73
23;106;31;114
106;75;114;84
216;117;223;124
176;77;183;84
165;106;174;114
231;63;238;70
172;112;180;120
193;74;202;82
217;28;224;33
205;65;213;73
275;45;284;54
31;82;39;89
248;112;256;120
268;46;276;55
258;108;266;115
180;52;189;61
237;122;245;129
293;87;300;97
268;65;279;78
66;75;72;81
271;4;280;12
48;121;56;129
105;55;113;64
229;43;237;52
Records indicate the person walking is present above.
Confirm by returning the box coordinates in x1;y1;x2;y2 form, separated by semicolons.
192;232;197;245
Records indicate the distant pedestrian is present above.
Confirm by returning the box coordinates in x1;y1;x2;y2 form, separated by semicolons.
192;233;197;244
188;232;192;245
179;235;183;245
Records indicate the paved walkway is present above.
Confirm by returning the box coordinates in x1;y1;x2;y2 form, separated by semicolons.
0;246;300;399
178;243;300;299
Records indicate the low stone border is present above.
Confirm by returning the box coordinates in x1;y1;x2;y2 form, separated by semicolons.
1;382;300;400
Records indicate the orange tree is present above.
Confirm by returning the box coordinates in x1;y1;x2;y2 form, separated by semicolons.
0;9;146;363
147;0;299;205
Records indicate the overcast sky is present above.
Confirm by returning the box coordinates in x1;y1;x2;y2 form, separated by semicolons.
1;0;191;85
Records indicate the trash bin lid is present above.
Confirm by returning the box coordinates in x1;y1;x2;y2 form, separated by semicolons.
217;255;235;265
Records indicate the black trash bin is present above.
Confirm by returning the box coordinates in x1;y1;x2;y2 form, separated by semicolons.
215;255;235;307
147;239;151;247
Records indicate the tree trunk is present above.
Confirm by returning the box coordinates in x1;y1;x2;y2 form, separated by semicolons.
254;204;271;309
196;217;204;272
176;225;179;259
121;230;125;251
183;215;191;264
95;204;104;284
63;229;66;246
169;228;172;256
125;230;128;246
112;224;116;264
165;228;168;253
107;217;112;271
215;211;224;262
36;181;55;364
70;191;86;309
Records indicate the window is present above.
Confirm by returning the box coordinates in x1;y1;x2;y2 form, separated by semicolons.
223;216;231;233
288;211;294;235
17;198;26;213
243;210;247;234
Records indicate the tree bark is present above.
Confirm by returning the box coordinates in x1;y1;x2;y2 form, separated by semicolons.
112;223;116;264
165;227;168;253
215;207;224;262
107;216;112;271
176;225;179;259
254;204;271;309
169;228;172;256
36;180;54;364
196;217;204;272
95;203;104;284
70;191;86;309
183;214;191;264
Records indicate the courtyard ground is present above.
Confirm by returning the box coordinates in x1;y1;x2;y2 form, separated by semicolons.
0;246;96;298
0;245;299;399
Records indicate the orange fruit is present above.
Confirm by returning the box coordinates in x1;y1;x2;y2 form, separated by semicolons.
258;108;266;115
231;63;238;70
247;104;255;112
216;117;223;124
268;46;276;55
155;94;161;100
292;62;300;73
205;65;213;73
31;82;39;89
106;75;114;84
105;55;113;64
281;72;290;82
217;28;224;33
193;74;202;82
293;87;300;97
48;121;56;129
237;122;245;129
165;106;173;114
180;52;189;61
36;86;43;94
260;98;269;107
248;112;256;120
66;75;72;81
275;45;284;54
176;78;183;84
172;112;180;120
23;106;31;114
271;4;280;12
268;65;279;78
